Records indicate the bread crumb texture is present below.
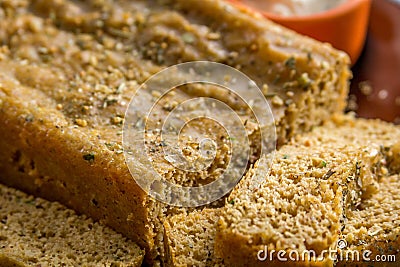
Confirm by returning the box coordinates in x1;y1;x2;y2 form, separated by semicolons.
163;116;400;266
0;184;144;267
338;175;400;267
164;208;225;267
211;116;400;266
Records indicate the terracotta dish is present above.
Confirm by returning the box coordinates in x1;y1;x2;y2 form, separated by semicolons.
228;0;371;64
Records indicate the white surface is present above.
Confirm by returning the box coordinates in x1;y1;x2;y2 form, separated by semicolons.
242;0;347;16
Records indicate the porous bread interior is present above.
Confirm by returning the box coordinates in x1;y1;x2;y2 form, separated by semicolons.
0;183;144;267
164;116;400;266
164;208;225;267
216;116;400;266
337;175;400;266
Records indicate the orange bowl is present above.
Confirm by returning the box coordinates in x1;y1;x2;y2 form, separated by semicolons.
228;0;372;64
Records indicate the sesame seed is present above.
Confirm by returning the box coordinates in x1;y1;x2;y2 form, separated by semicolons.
75;119;88;127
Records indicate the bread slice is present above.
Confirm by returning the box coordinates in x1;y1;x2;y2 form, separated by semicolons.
0;183;144;267
163;208;225;267
215;116;400;266
337;175;400;267
0;0;350;263
163;116;400;266
164;175;400;267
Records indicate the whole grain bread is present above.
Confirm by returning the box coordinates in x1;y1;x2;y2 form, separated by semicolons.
0;0;350;263
164;208;225;267
162;116;400;266
337;175;400;267
216;115;400;266
0;183;144;267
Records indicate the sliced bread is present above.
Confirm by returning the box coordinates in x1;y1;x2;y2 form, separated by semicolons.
163;208;225;267
0;183;144;267
215;115;400;266
337;175;400;267
162;116;400;266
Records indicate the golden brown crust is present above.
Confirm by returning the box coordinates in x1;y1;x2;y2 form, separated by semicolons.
0;82;155;252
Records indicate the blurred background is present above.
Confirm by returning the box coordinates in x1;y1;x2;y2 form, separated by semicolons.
349;0;400;123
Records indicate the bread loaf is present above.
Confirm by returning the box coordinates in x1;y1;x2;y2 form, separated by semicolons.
0;0;350;263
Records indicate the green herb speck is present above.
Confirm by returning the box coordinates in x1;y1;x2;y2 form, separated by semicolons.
182;32;195;44
264;93;277;98
284;56;296;69
307;52;312;62
160;141;167;147
273;74;281;84
298;73;311;89
24;199;36;205
83;152;95;162
25;114;34;122
105;142;114;149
